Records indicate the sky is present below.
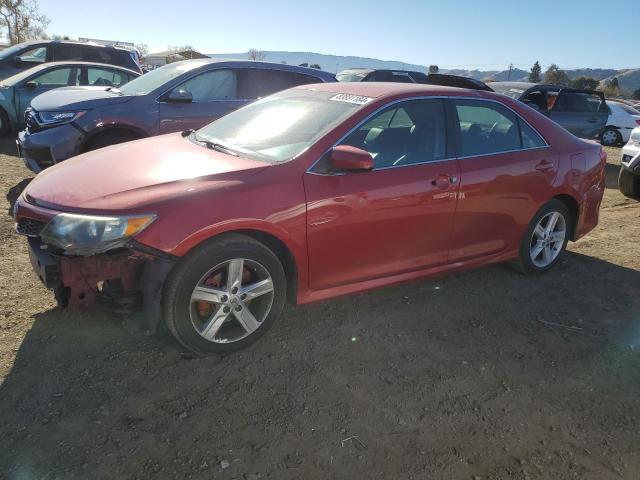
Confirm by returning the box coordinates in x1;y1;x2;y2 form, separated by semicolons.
39;0;637;71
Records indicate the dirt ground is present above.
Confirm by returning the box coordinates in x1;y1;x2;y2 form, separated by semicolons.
0;138;638;480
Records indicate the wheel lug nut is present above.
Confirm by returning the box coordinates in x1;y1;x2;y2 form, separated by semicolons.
235;305;242;311
231;287;238;294
223;306;230;313
221;295;228;302
240;294;247;300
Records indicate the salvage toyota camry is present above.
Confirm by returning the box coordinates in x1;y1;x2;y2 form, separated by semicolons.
14;82;606;353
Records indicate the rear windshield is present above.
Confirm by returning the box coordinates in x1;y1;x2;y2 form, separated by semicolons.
118;60;208;95
489;84;527;99
336;70;369;82
195;89;367;163
617;103;640;115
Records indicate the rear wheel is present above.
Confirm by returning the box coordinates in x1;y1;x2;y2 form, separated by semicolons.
84;130;140;152
163;234;286;354
601;127;622;146
618;167;639;198
514;200;570;275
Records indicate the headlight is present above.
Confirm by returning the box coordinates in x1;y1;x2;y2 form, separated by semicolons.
37;111;86;126
40;213;156;255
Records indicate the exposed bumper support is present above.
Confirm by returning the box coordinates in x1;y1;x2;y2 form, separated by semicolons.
27;237;176;330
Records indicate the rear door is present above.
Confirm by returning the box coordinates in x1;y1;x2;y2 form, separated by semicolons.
448;98;555;261
548;89;609;139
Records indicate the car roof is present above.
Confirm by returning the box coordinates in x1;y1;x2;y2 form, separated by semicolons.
168;58;336;81
295;81;494;99
19;39;134;52
18;61;140;75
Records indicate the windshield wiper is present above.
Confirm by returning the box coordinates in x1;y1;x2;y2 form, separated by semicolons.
192;133;239;156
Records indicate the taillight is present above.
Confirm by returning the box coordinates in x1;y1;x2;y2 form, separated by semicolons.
635;119;640;126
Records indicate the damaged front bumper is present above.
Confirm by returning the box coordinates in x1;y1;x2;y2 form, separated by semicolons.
26;235;175;331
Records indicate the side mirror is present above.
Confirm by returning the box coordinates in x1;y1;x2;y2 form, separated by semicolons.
12;57;24;66
23;81;37;89
330;145;374;172
166;88;193;103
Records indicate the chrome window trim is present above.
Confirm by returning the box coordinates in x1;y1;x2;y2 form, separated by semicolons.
306;95;550;176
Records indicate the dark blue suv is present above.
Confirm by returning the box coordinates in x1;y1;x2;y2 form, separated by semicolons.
17;59;336;172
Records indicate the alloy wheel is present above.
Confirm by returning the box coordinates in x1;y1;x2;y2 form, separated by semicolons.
529;211;567;268
189;258;274;344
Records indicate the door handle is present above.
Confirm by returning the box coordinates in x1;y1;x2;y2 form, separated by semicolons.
535;159;554;172
431;174;458;188
587;118;598;124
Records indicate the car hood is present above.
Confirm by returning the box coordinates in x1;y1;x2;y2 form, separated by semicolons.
30;86;135;111
25;133;269;211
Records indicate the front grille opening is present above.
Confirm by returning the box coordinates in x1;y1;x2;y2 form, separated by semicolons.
16;217;46;237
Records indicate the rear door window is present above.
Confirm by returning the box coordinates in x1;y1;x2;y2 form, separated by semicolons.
52;44;84;61
554;92;606;113
237;69;320;99
87;67;128;87
454;100;521;156
172;69;237;101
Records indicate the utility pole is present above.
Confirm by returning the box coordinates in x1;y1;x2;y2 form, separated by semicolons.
507;63;514;81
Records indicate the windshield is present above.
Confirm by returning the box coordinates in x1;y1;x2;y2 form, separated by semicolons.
119;60;208;95
195;89;367;162
0;42;31;61
489;83;527;99
336;70;369;82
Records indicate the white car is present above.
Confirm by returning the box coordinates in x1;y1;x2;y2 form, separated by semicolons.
602;101;640;146
619;127;640;198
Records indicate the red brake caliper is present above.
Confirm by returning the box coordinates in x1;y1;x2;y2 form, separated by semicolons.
196;266;254;317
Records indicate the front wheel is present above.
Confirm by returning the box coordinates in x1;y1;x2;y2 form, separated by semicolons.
514;200;571;275
163;234;286;354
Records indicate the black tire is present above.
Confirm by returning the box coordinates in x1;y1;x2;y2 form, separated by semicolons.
85;130;140;152
162;234;286;354
601;127;622;146
0;108;10;136
513;199;571;275
618;167;639;198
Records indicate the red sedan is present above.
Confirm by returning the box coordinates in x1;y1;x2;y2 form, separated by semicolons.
14;83;606;353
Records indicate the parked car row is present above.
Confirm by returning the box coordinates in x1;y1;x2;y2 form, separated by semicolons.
13;79;607;353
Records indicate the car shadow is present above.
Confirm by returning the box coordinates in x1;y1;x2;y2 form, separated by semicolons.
5;177;32;215
1;252;639;478
605;162;622;189
0;135;18;156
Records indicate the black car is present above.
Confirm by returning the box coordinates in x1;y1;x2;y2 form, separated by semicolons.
0;41;141;80
489;82;610;140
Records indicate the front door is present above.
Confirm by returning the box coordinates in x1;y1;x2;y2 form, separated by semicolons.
448;98;556;261
17;66;80;121
304;98;460;291
158;68;246;133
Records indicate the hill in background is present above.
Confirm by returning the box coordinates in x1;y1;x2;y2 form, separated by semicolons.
208;51;640;91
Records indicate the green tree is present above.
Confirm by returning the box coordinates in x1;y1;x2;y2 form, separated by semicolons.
298;62;308;67
428;65;439;74
572;76;599;90
604;77;621;98
529;61;541;83
543;64;570;86
309;63;321;69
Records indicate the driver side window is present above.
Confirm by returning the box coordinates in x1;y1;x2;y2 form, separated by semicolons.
172;69;237;102
339;99;447;168
17;46;48;64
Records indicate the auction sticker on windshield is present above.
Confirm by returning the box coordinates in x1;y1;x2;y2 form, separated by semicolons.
329;94;373;105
